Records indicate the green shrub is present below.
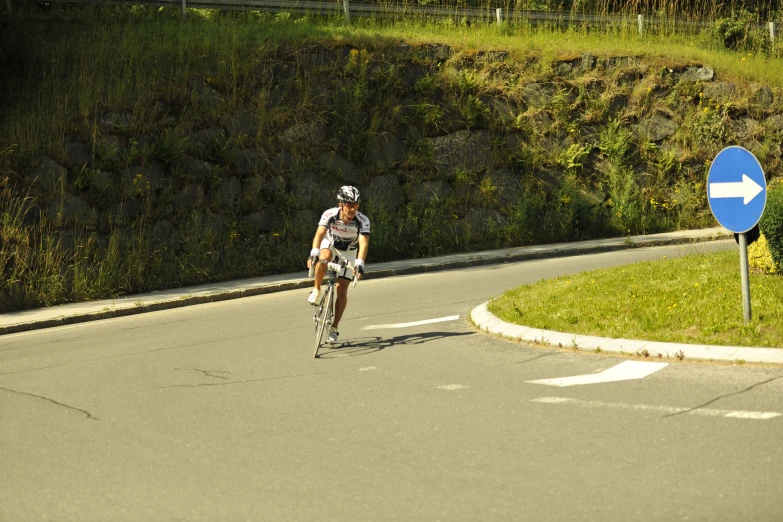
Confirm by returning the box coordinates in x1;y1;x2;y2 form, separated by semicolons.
558;143;591;173
690;105;730;156
460;95;488;129
456;70;481;95
711;10;767;52
413;74;436;98
749;233;778;274
508;177;609;244
759;180;783;269
712;12;751;50
605;165;641;234
598;119;632;167
150;127;189;167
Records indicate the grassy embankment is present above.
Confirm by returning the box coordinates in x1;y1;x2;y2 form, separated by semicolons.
2;5;783;313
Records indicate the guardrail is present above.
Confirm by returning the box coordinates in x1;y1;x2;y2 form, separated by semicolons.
4;0;780;42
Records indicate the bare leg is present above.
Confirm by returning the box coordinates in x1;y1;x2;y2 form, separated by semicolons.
333;277;350;329
313;249;332;290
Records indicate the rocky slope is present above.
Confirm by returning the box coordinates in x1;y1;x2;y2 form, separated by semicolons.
6;40;783;308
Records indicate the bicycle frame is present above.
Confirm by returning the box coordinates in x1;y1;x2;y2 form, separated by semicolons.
312;259;357;358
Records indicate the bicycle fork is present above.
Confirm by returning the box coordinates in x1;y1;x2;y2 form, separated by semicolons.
313;309;331;329
313;293;332;329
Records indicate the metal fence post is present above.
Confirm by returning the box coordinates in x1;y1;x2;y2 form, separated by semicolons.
770;21;776;43
343;0;350;24
496;8;502;25
181;0;186;19
638;14;644;35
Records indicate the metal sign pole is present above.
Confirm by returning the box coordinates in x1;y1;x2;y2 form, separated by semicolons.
6;0;11;15
739;232;752;323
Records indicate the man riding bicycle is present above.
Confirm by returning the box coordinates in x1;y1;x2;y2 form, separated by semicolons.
306;185;370;344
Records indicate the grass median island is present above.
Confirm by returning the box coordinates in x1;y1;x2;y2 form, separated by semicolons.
488;250;783;348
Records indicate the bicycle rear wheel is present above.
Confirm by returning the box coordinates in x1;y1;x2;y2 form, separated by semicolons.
313;285;333;358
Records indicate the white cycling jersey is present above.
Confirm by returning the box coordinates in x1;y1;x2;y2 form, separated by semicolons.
317;207;370;252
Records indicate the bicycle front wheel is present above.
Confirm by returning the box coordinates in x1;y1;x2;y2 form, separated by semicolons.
313;286;333;358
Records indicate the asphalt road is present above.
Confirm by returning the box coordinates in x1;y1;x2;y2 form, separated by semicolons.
2;240;782;522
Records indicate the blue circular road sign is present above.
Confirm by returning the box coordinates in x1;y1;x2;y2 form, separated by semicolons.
707;146;767;233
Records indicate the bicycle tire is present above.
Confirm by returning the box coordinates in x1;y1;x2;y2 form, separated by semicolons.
313;285;332;358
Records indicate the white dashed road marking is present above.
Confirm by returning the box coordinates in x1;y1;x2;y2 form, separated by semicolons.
527;360;668;387
438;385;468;390
363;315;460;330
532;397;781;420
358;367;378;371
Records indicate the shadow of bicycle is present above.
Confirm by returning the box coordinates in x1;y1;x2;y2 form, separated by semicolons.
316;330;475;359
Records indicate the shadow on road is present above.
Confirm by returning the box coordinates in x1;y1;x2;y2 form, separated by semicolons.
317;330;475;359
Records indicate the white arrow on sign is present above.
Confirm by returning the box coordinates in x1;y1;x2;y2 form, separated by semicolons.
709;174;763;204
527;361;668;387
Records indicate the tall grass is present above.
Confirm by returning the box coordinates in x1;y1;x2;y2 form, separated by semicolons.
3;4;783;158
0;182;308;312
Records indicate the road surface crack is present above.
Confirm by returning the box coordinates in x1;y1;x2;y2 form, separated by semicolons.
0;385;98;420
174;368;232;380
515;352;560;364
157;370;332;389
661;375;783;418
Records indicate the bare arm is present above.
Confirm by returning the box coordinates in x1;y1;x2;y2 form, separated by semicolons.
307;226;329;269
357;234;369;262
356;234;370;280
311;225;328;251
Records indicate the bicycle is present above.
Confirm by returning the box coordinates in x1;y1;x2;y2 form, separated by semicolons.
308;256;357;358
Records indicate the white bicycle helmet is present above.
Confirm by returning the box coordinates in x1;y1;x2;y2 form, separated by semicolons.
336;185;361;203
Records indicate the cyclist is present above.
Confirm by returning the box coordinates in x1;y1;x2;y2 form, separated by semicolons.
306;185;370;344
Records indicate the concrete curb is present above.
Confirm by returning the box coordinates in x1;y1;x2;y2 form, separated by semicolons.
0;280;312;335
0;227;731;337
470;302;783;365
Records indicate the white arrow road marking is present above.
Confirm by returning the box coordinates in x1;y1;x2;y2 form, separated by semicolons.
709;174;764;204
363;315;460;330
527;360;668;387
532;397;781;420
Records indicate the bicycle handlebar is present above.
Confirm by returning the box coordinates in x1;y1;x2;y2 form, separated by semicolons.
327;261;359;287
325;261;349;272
308;259;360;287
